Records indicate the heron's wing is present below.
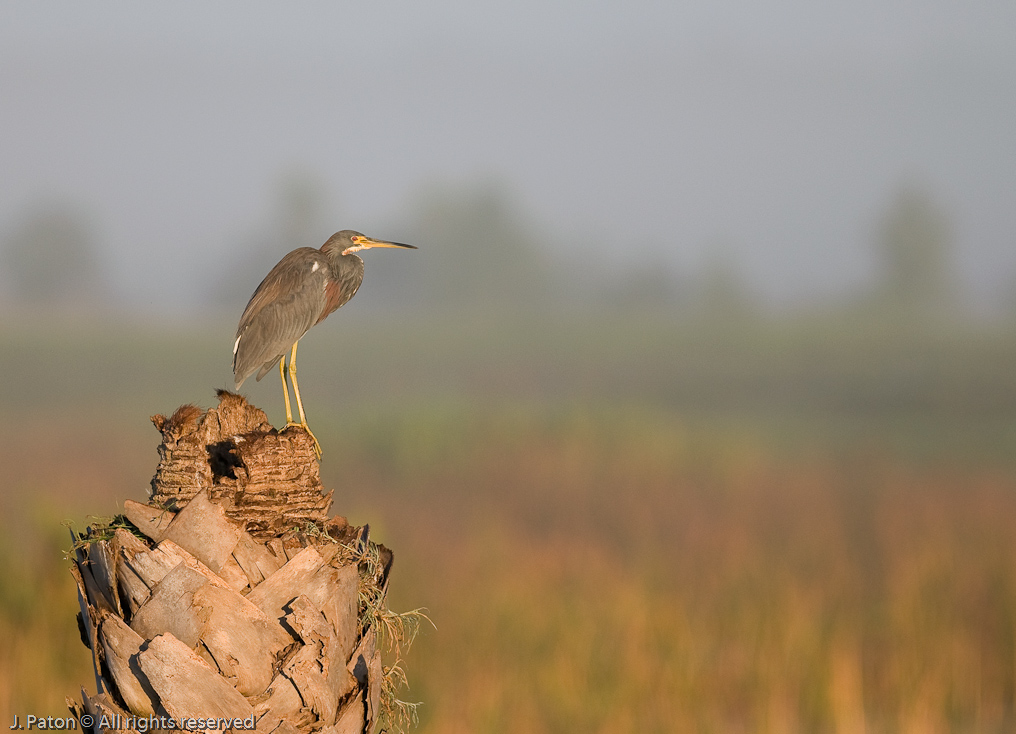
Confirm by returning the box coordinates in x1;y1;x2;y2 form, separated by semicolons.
233;248;329;387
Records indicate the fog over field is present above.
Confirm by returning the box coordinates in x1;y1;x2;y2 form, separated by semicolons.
1;1;1015;316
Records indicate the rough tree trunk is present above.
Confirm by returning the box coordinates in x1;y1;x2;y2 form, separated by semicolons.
67;391;398;734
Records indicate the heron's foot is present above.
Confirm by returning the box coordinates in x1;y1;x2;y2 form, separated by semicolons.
284;421;322;459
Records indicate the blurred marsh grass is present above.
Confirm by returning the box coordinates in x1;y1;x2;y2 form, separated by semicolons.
338;407;1016;733
2;316;1016;730
2;406;1015;731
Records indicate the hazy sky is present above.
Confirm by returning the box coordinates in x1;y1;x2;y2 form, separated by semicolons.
1;2;1014;312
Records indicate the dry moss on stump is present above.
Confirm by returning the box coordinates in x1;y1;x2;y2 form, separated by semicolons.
68;391;425;734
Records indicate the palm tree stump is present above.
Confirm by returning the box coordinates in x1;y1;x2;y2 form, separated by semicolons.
67;391;405;734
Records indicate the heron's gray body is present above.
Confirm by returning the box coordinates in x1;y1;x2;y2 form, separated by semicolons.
233;241;364;389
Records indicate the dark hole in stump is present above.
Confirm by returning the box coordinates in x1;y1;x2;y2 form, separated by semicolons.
206;440;243;482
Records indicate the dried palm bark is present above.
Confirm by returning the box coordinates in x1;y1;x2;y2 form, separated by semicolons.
67;392;403;734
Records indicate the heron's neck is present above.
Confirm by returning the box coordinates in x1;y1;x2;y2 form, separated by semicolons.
328;251;364;281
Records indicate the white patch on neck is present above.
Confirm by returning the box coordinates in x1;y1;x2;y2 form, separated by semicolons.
311;261;320;272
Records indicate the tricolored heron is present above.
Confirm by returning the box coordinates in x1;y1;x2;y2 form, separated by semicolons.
233;230;416;455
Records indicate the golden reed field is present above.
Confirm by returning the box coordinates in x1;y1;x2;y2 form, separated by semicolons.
2;402;1015;733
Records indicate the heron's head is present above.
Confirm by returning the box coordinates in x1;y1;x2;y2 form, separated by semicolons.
322;230;417;257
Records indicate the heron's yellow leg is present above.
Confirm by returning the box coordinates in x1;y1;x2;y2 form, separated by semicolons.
287;341;322;457
280;355;294;425
289;342;307;425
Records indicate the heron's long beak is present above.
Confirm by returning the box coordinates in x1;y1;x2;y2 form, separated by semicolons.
345;235;417;254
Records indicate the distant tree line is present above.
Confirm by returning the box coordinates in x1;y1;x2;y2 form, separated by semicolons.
0;201;107;315
0;180;980;325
